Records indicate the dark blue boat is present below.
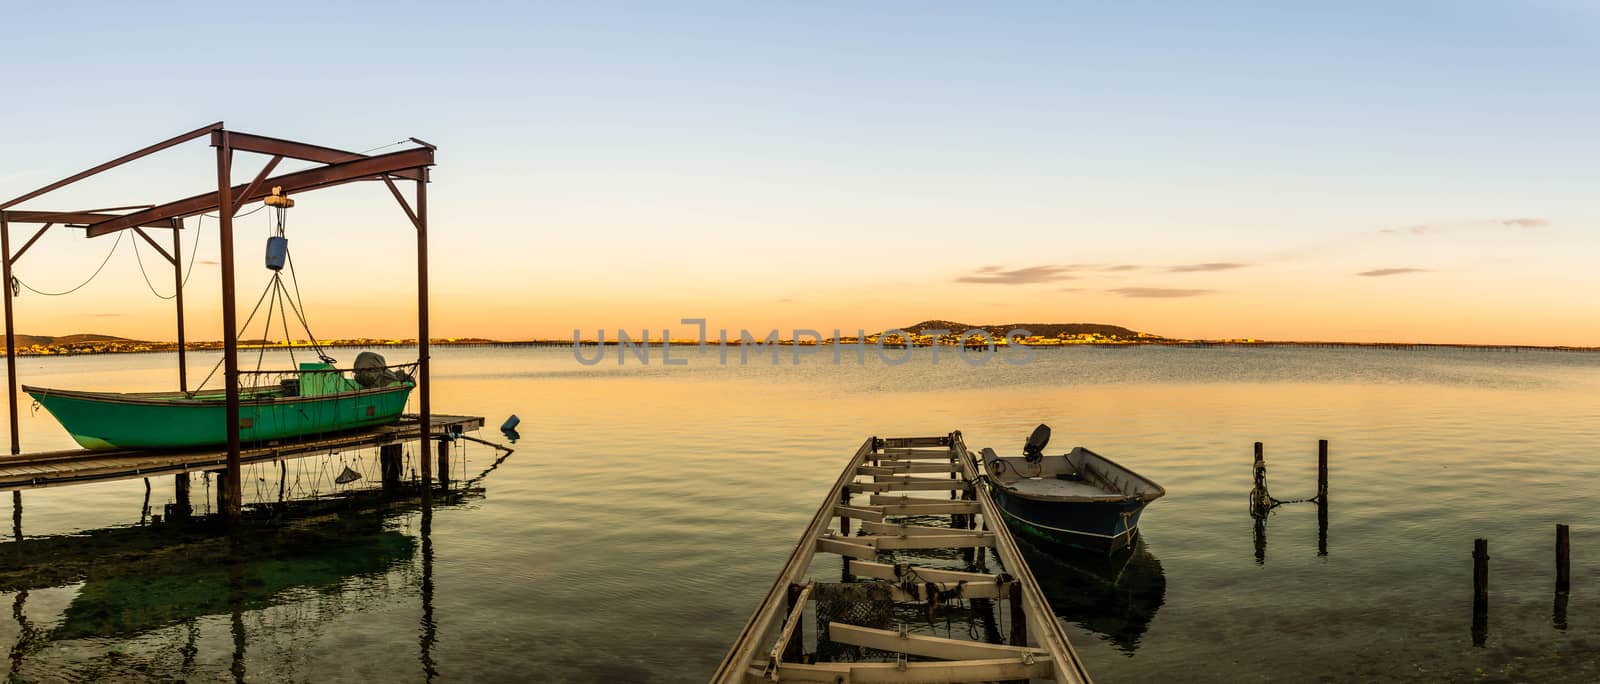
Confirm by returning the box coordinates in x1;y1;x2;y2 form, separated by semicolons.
979;425;1165;553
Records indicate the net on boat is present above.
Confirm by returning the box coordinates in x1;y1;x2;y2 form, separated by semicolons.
813;582;896;662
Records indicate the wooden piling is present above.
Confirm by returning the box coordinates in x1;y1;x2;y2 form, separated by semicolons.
380;444;403;490
783;583;805;663
1317;439;1328;500
1008;581;1027;647
436;439;451;487
1472;538;1489;646
174;473;192;517
1556;524;1571;593
213;469;228;513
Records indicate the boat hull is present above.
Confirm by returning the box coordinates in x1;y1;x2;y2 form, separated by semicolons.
990;485;1148;553
24;385;414;450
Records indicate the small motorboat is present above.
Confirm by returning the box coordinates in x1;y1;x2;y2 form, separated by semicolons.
980;424;1165;553
26;354;414;451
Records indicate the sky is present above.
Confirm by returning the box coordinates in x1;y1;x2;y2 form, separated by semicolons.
0;1;1597;345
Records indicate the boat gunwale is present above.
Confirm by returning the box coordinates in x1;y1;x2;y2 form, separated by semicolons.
984;446;1167;504
21;382;415;408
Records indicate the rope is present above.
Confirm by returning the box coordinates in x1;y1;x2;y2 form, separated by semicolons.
13;232;126;296
283;249;336;364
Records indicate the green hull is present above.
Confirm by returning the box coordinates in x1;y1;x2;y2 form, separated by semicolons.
23;383;414;450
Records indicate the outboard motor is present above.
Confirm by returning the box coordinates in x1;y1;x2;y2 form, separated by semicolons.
1023;423;1051;463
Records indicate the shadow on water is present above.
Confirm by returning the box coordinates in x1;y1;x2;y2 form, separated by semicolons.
0;484;479;681
1015;535;1166;654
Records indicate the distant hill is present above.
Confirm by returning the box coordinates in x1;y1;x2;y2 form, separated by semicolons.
14;333;138;347
892;320;1154;340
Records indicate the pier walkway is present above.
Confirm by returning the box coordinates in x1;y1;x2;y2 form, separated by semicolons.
0;414;483;492
715;430;1091;684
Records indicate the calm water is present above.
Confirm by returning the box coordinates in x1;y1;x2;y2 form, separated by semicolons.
3;345;1600;682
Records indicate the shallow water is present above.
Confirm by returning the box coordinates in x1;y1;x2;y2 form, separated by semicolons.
2;345;1599;682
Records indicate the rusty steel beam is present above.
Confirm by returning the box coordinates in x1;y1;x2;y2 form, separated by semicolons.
0;210;174;228
133;227;176;265
0;122;223;209
381;176;423;230
216;131;425;182
415;171;432;491
172;218;187;392
8;224;53;266
1;214;18;456
85;147;435;238
215;135;242;522
231;155;283;217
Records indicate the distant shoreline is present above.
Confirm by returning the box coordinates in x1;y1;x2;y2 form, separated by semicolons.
4;338;1595;357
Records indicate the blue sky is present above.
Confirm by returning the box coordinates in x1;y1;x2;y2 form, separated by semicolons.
1;1;1596;343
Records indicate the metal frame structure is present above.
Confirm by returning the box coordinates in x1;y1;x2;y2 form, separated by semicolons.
0;122;438;521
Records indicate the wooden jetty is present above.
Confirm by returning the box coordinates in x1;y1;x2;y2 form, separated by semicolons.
714;431;1091;684
0;414;482;493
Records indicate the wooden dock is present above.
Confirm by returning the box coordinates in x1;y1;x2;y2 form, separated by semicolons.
714;431;1091;684
0;414;483;492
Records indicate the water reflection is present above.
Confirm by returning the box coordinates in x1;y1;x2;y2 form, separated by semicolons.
1;484;481;681
1016;536;1166;653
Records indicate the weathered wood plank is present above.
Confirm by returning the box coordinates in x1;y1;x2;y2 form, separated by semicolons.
857;533;995;550
834;505;886;523
755;657;1053;683
817;535;878;559
763;582;814;678
858;521;983;537
827;622;1042;660
862;502;981;516
847;480;971;494
846;560;1003;585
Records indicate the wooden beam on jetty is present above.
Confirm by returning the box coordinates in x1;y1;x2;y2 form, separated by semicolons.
0;414;483;493
713;431;1090;684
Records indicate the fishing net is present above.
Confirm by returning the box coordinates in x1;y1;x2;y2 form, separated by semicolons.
812;582;895;662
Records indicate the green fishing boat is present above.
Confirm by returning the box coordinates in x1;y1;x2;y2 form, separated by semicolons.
25;356;414;450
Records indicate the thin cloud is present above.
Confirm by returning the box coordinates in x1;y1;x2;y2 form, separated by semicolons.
1104;264;1142;272
1499;217;1549;228
956;265;1079;285
197;259;220;265
1380;225;1431;236
1167;262;1247;273
1110;287;1215;298
1358;268;1429;277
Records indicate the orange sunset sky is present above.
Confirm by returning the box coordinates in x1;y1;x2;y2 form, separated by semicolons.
2;3;1597;347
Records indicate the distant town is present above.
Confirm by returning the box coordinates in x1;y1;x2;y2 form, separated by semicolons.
4;322;1593;356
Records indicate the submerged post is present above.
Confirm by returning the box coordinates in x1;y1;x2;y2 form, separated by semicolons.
1472;538;1489;646
215;133;242;522
174;472;192;518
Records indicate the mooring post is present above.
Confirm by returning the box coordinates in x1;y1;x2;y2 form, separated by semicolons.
1472;538;1489;646
380;443;403;491
436;438;450;488
1556;524;1571;592
1317;439;1328;500
784;583;805;663
1250;441;1269;518
1008;581;1026;647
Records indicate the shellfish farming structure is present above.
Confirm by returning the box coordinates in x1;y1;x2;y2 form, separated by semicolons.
715;431;1091;683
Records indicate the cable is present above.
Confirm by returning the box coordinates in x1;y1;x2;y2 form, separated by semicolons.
131;234;177;300
13;231;126;297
